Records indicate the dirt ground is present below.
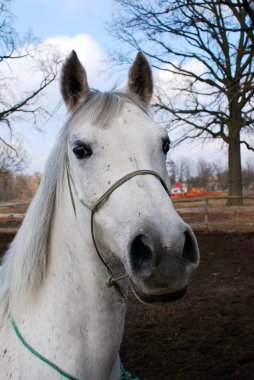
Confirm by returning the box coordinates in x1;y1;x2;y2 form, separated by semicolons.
1;231;254;380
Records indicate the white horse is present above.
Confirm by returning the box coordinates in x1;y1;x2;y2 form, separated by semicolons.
0;51;199;380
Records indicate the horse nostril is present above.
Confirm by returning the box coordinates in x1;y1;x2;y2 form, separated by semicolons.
182;229;200;271
130;234;155;278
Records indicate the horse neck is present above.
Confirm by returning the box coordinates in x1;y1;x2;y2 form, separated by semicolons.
44;181;127;334
13;182;126;378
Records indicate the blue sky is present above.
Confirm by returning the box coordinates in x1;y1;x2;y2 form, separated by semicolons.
12;0;112;46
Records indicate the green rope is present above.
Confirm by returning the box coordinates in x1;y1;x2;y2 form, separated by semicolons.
9;316;79;380
9;315;140;380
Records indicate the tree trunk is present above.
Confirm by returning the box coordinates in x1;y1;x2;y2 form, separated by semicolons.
227;128;242;206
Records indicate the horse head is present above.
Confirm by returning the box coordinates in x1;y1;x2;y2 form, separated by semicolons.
61;51;199;304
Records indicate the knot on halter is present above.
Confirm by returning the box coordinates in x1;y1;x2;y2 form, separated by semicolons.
107;274;129;287
106;275;129;303
66;159;170;302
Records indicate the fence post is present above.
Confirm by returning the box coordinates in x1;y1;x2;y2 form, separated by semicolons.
204;198;209;232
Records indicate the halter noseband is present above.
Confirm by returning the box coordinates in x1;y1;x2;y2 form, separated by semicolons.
66;159;170;302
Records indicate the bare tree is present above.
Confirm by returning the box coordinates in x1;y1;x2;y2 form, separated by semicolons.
217;1;254;51
0;139;27;201
175;158;193;185
241;0;254;27
169;155;254;192
0;140;27;173
109;0;254;204
242;159;254;190
0;0;60;147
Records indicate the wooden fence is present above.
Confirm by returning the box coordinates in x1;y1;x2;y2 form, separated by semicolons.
172;196;254;232
0;203;28;233
0;196;254;232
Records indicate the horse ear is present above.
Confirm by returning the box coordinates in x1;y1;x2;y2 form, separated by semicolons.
128;52;153;105
61;50;89;112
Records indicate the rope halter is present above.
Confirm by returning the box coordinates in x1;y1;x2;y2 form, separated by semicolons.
66;159;170;302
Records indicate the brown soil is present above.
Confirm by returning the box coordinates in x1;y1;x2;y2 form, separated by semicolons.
1;231;254;379
121;231;254;380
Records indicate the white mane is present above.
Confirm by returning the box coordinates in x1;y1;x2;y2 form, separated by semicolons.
0;133;67;318
0;91;147;318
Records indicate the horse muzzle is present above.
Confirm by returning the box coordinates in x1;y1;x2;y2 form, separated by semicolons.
127;226;199;305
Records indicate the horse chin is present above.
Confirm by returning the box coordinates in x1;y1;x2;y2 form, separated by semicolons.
130;281;188;305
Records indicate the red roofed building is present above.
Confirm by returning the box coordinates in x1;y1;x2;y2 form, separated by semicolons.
171;182;188;196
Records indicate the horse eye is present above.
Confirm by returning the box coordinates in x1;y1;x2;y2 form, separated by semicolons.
162;139;170;154
72;144;92;159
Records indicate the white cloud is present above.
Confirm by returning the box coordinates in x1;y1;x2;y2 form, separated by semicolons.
154;59;212;111
1;33;105;109
1;33;111;173
45;34;104;80
153;59;247;167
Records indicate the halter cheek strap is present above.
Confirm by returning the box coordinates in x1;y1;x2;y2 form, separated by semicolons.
66;160;170;302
